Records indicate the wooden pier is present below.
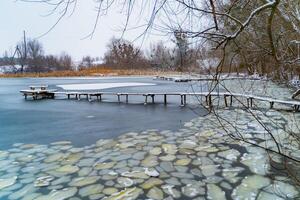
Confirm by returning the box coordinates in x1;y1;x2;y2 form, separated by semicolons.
20;86;57;100
154;76;263;82
20;86;300;111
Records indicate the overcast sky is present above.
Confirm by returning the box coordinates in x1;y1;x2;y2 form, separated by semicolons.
0;0;167;61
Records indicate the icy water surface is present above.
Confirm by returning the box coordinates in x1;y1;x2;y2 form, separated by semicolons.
0;77;299;200
0;77;203;149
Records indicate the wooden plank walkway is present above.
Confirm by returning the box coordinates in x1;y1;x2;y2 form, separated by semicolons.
20;88;300;111
154;76;263;82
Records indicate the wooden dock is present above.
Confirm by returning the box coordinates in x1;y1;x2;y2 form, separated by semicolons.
20;86;57;100
20;86;300;111
154;76;263;82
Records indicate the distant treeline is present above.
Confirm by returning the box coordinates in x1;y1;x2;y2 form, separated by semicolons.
2;31;299;79
0;34;218;74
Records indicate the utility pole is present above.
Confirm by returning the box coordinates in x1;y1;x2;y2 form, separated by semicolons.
21;30;27;73
23;30;27;67
16;31;27;73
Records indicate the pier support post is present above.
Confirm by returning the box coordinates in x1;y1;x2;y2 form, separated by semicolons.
230;95;233;106
205;94;212;109
205;95;212;107
180;95;184;106
99;94;102;101
184;95;187;105
250;98;253;107
224;95;228;107
24;94;27;100
247;98;250;108
144;95;148;105
164;94;167;105
117;94;121;103
151;95;155;104
126;94;128;103
270;102;274;109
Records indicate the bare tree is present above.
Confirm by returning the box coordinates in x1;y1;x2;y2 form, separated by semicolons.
78;56;94;69
26;39;45;72
58;52;73;70
148;41;175;70
103;37;149;69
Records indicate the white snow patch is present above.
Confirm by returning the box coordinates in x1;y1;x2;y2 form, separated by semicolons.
57;82;155;90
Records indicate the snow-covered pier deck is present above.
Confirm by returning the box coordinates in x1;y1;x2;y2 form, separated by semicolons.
20;88;300;111
154;76;263;82
20;85;57;100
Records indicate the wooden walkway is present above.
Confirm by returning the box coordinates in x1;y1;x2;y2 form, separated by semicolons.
154;76;263;82
20;88;300;111
20;86;57;100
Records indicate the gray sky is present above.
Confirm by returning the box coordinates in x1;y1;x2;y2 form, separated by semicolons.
0;0;166;61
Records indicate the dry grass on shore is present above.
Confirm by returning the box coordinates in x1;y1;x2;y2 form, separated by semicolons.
0;67;182;78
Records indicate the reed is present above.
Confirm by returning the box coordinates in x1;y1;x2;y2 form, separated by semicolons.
0;67;181;78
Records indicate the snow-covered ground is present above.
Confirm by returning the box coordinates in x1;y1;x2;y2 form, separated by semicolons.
57;82;155;90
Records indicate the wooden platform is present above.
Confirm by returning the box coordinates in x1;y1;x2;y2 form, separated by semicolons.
20;86;300;111
20;86;57;100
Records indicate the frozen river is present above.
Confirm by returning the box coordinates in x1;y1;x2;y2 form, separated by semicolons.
0;77;205;149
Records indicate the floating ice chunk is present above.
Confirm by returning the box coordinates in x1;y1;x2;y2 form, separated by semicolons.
34;187;77;200
207;184;225;199
34;176;54;187
0;176;17;190
105;187;142;200
144;168;160;177
232;175;270;200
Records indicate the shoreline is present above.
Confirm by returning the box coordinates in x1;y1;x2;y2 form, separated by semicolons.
0;68;185;78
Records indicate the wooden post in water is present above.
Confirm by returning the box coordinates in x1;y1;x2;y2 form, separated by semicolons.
117;94;121;103
224;95;228;107
164;94;167;105
208;95;212;109
151;94;155;104
247;98;250;108
144;95;148;105
180;95;184;106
